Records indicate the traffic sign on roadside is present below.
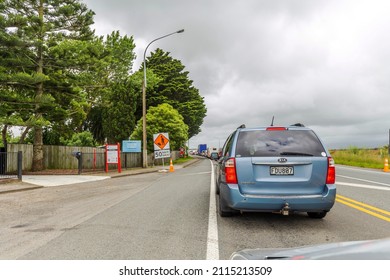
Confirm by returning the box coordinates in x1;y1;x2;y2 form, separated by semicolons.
154;149;171;159
153;133;170;151
153;133;170;160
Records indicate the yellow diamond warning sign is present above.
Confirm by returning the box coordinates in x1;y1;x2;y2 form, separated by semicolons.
153;133;170;151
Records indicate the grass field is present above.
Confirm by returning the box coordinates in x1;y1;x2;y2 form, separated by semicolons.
330;146;389;169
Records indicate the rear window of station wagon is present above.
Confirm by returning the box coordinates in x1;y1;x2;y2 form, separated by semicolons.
235;130;327;157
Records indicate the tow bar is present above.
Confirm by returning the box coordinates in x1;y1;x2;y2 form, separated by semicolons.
281;203;290;216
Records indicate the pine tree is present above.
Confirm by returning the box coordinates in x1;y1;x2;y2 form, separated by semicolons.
0;0;95;170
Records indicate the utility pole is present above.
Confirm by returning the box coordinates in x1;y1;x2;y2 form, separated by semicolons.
141;29;184;168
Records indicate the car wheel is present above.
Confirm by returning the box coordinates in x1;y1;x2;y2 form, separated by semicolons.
307;211;327;219
219;197;233;217
215;181;220;195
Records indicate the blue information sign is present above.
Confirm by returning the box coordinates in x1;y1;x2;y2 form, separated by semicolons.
122;140;141;153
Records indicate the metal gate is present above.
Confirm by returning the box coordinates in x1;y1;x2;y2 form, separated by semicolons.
0;149;22;180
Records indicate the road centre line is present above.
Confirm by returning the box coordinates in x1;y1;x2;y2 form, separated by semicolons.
336;194;390;223
206;160;219;260
337;194;390;216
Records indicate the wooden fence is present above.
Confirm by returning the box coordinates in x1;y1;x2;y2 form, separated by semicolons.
6;144;180;172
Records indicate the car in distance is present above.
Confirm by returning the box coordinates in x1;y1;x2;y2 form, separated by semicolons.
210;152;219;160
216;124;336;218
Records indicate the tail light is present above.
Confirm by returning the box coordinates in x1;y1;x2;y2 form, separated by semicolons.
225;158;237;184
326;157;336;184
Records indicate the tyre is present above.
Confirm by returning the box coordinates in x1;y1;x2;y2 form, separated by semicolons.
219;196;233;217
307;211;327;219
215;168;220;195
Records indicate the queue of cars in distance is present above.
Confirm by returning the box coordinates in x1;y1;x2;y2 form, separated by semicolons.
194;147;221;159
215;124;336;218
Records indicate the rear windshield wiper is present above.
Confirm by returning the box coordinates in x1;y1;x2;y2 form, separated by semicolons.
280;152;314;156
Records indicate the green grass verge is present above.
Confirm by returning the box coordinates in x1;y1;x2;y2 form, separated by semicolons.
330;146;389;169
173;156;194;164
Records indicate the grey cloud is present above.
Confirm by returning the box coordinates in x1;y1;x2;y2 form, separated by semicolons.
83;0;390;149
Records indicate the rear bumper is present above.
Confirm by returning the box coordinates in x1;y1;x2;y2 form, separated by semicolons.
220;183;336;212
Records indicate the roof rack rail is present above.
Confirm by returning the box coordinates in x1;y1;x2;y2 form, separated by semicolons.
291;123;305;127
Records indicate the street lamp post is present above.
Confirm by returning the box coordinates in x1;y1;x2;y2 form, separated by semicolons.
142;29;184;168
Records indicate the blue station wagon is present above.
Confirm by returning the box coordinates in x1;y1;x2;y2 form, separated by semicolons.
216;124;336;218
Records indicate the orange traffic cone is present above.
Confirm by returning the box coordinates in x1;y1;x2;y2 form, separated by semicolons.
169;158;174;172
384;158;389;172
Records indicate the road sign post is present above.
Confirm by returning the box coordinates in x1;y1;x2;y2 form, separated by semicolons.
153;133;171;170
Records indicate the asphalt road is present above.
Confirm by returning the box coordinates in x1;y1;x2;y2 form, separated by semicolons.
0;159;388;260
0;160;212;259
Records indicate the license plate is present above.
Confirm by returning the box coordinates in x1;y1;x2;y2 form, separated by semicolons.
270;166;294;175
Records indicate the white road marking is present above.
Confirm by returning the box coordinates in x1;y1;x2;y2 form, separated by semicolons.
338;175;390;187
336;165;390;175
338;182;390;191
206;160;219;260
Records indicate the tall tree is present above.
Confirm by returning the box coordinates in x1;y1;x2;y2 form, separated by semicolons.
131;103;188;153
83;31;136;144
140;48;207;139
0;0;95;170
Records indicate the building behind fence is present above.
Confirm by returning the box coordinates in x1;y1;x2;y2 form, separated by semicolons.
4;144;179;173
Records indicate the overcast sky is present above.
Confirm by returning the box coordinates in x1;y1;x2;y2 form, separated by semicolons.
82;0;390;149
